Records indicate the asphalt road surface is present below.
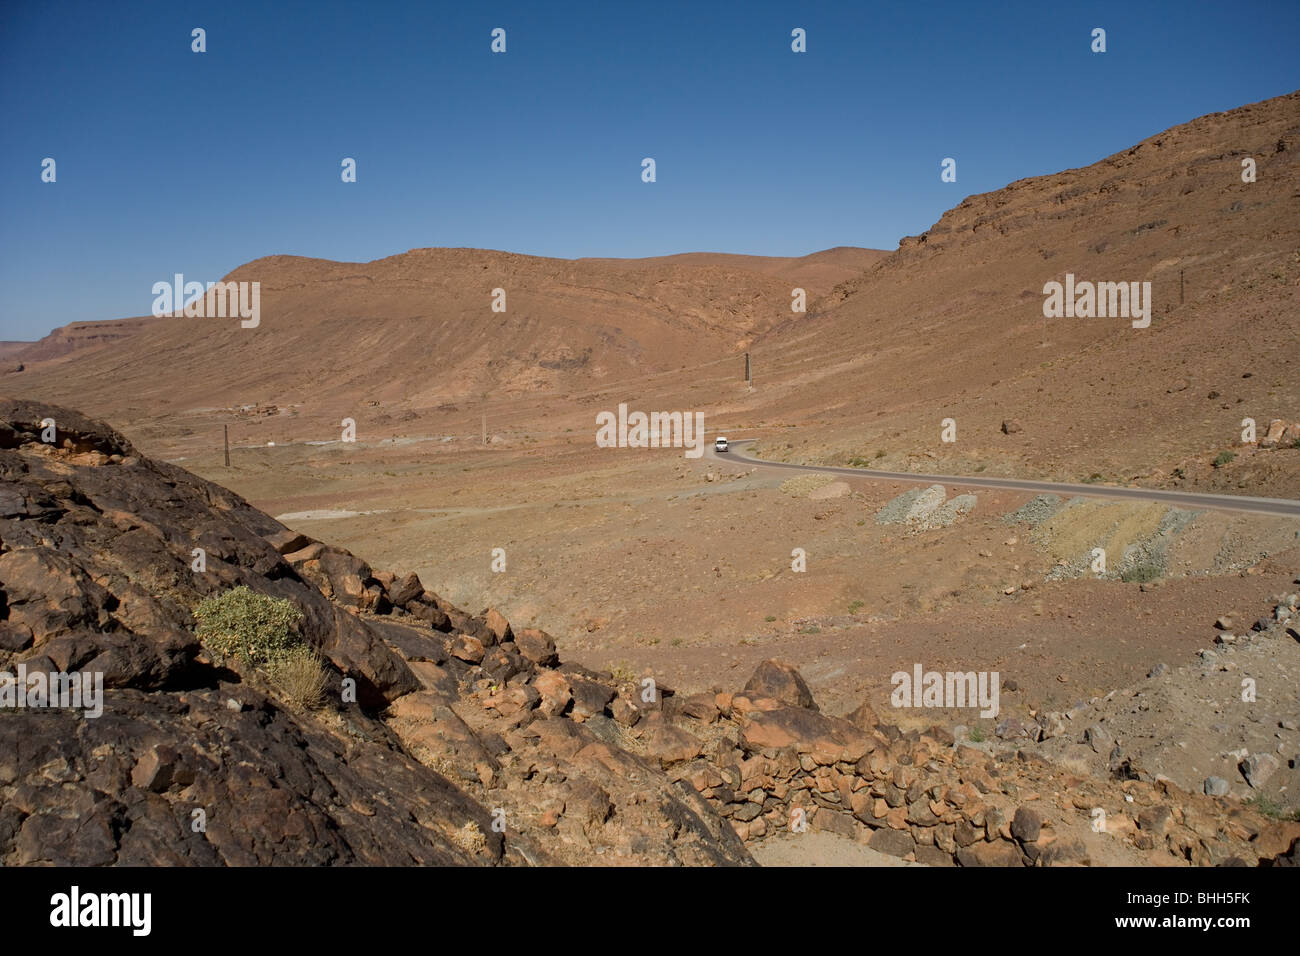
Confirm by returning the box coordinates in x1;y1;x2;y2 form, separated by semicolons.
708;439;1300;519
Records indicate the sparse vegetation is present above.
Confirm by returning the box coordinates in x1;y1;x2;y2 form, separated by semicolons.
194;585;304;667
1120;562;1162;584
609;663;638;684
1213;451;1235;468
764;615;777;622
968;726;986;743
847;600;865;614
266;644;329;709
193;586;329;709
1247;794;1300;822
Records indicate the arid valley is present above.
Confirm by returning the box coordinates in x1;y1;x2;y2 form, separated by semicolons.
3;85;1298;875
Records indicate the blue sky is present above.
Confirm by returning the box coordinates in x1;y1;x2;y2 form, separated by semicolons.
1;0;1297;340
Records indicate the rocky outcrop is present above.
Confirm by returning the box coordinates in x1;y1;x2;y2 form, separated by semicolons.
635;660;1290;868
0;400;751;867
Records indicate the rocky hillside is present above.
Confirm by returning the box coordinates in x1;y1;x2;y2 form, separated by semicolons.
2;399;1296;866
2;246;875;438
745;90;1300;495
0;399;747;866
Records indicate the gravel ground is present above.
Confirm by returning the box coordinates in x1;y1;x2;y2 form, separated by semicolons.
1003;493;1064;526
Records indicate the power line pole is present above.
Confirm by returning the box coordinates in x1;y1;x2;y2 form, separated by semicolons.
223;425;230;467
482;413;486;446
744;352;751;386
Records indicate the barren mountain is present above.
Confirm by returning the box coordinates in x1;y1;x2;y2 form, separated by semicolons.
4;246;874;438
740;90;1300;495
6;94;1295;498
578;247;888;295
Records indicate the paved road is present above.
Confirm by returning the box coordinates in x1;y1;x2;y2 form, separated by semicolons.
708;439;1300;518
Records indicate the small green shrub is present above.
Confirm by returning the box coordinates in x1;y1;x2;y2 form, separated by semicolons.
609;663;638;684
847;600;865;614
764;615;777;622
1213;451;1235;468
1120;562;1161;583
1247;794;1300;822
194;585;305;667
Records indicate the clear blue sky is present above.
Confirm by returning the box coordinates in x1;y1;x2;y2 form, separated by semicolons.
1;0;1297;340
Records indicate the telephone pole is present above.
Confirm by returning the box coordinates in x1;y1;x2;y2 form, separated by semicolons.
744;352;751;386
223;425;230;466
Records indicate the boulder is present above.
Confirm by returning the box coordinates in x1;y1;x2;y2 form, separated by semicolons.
869;828;916;858
1011;806;1042;843
483;608;512;644
514;627;559;666
266;529;312;555
387;572;424;607
743;659;818;711
956;841;1026;867
532;670;573;717
568;674;616;721
1241;753;1280;788
449;634;486;665
738;707;870;763
845;700;879;730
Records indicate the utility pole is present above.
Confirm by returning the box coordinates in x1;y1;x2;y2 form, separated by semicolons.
1180;269;1184;305
223;425;230;467
481;413;486;446
744;352;751;386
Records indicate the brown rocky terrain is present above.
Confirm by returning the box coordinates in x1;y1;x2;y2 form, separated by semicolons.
4;95;1295;500
2;246;879;442
3;400;1297;867
744;91;1300;497
2;92;1297;870
0;400;747;866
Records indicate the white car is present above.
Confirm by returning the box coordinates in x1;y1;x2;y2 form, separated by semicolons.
714;436;729;452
